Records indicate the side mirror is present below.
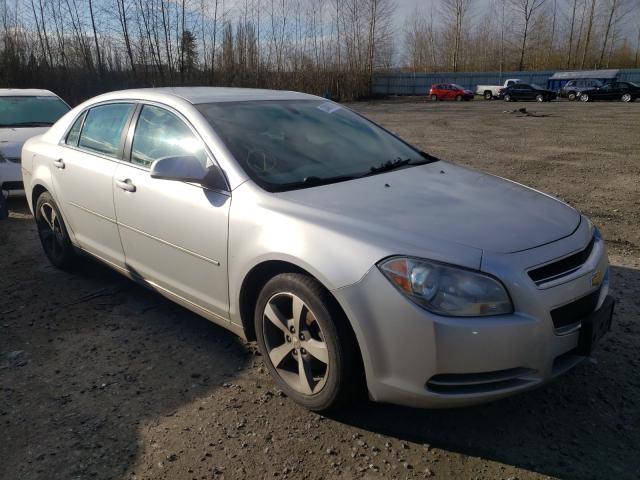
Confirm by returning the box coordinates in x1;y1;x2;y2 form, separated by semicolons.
150;156;228;191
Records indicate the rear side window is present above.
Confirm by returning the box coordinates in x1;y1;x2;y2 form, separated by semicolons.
65;112;86;146
130;105;207;168
78;103;134;157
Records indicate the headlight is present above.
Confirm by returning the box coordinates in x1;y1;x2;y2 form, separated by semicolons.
378;257;513;317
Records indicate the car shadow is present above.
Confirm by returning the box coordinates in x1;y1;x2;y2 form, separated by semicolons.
329;264;640;480
0;199;252;479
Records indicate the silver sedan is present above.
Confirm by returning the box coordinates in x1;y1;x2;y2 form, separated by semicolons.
22;88;614;411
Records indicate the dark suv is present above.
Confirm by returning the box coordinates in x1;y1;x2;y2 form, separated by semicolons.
559;79;603;101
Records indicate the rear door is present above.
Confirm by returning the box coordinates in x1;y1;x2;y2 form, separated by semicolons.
51;103;135;267
112;103;231;319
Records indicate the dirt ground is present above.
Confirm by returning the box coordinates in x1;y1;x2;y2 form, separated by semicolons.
1;100;639;480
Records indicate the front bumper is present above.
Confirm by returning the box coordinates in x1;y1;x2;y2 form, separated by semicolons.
333;222;611;408
0;159;24;193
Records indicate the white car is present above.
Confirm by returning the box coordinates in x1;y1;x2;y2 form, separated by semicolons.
0;89;70;196
476;79;522;100
22;88;613;411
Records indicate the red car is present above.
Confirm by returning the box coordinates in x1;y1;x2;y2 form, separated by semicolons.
429;84;475;101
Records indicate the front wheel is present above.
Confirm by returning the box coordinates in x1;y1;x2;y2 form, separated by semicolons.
255;273;361;411
35;191;76;270
430;94;438;101
580;93;590;102
567;92;577;101
455;95;462;101
621;93;632;102
484;91;493;100
535;94;544;102
503;94;512;102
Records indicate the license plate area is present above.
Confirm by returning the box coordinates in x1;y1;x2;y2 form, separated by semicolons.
576;296;615;356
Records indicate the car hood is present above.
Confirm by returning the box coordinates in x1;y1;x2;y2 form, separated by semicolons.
0;127;49;158
278;161;580;254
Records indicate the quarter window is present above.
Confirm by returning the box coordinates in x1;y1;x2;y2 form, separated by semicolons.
66;111;86;146
78;103;134;157
130;105;207;168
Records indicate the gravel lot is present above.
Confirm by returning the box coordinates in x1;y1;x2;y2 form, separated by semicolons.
1;100;639;480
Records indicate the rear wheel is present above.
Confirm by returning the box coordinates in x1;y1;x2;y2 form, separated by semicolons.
580;93;590;102
255;273;361;411
35;192;76;270
455;95;463;101
504;94;512;102
430;94;438;101
567;91;577;101
535;94;544;102
621;93;632;102
484;91;493;100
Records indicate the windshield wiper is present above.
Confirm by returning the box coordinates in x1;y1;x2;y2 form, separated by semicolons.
363;154;436;177
0;121;54;127
300;175;356;187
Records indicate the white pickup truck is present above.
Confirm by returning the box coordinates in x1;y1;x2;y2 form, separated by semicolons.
476;79;522;100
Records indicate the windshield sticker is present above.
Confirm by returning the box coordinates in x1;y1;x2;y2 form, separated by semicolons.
316;102;342;114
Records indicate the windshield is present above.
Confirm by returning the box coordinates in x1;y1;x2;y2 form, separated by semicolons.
0;95;70;127
197;100;432;191
531;84;545;90
451;84;465;90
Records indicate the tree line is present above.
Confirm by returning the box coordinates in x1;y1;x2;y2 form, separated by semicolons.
1;0;639;105
405;0;640;74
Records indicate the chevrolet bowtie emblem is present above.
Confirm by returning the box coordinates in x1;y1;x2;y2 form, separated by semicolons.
591;270;603;287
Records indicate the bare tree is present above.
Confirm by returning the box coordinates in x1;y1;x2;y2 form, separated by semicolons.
441;0;473;72
511;0;547;71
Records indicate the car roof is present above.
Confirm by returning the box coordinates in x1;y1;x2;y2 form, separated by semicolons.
87;87;321;105
0;88;59;97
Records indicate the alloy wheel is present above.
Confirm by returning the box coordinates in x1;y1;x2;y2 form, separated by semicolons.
37;202;66;262
536;94;544;102
568;92;576;101
580;94;589;102
262;292;329;395
622;93;632;102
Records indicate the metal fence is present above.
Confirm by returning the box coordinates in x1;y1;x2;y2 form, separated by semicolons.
372;69;640;96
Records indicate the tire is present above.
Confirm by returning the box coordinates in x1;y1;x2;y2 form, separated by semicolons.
621;93;632;102
567;92;577;101
430;94;438;101
35;191;76;270
535;94;544;102
580;93;590;102
255;273;361;411
503;94;512;102
455;95;462;101
484;91;493;100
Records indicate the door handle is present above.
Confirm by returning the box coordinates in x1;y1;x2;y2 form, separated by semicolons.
115;178;136;192
53;159;65;169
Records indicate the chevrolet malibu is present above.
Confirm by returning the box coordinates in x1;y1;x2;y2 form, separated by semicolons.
22;88;614;411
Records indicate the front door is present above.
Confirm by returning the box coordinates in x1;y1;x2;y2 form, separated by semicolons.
51;103;135;267
112;104;230;319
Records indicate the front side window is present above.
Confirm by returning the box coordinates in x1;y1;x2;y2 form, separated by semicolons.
78;103;134;157
0;95;69;127
131;105;208;168
197;100;430;192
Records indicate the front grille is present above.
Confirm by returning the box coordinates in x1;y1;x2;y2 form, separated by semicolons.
426;367;536;394
528;236;595;285
550;288;600;329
